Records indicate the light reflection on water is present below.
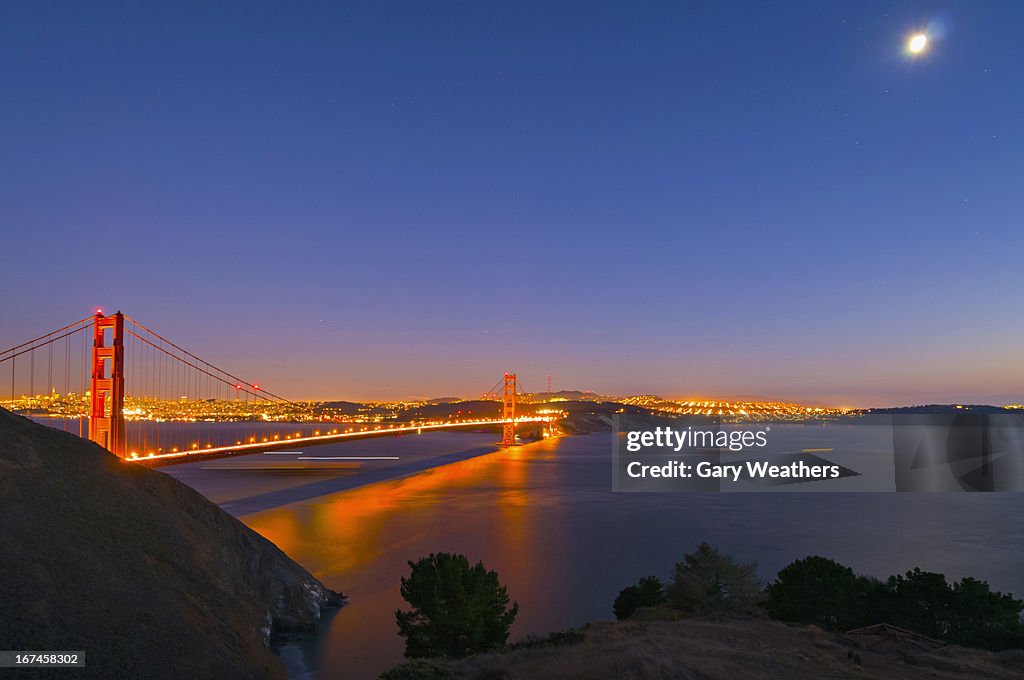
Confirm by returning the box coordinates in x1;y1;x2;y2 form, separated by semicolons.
235;428;1023;680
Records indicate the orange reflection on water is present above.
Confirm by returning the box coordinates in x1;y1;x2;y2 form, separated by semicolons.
242;436;565;679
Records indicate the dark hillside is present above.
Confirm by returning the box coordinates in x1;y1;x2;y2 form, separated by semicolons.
0;408;341;680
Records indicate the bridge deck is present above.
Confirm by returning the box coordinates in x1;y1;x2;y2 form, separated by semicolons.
128;418;550;466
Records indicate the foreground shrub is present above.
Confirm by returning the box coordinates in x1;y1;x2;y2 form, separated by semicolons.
380;659;452;680
765;555;878;631
509;627;586;650
395;552;519;658
613;576;666;620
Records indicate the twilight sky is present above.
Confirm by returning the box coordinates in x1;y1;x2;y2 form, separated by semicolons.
2;1;1022;406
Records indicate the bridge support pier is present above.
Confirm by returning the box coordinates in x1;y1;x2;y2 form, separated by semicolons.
88;312;126;457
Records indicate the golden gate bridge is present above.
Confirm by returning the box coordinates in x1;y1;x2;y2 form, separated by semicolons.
1;311;551;465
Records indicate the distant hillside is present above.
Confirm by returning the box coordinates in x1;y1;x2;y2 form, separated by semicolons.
865;405;1016;415
317;400;364;415
526;390;599;400
555;401;685;434
396;400;503;420
0;408;342;680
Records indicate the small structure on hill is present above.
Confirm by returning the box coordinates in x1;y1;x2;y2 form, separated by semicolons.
843;623;947;653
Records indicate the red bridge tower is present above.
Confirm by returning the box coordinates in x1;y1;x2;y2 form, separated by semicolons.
88;311;126;457
501;372;517;446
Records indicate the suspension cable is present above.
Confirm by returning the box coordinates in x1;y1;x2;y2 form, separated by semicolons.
124;328;281;402
0;324;92;364
122;314;292;403
0;316;94;359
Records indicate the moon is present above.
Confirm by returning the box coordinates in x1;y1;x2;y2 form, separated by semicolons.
908;34;928;54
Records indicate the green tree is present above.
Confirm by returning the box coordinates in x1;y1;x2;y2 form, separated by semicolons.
667;543;762;616
765;556;878;631
879;569;1024;650
395;553;519;658
613;575;666;620
883;568;954;639
947;577;1024;650
764;557;1024;651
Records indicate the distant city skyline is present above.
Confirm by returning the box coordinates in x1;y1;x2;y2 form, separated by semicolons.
2;2;1022;407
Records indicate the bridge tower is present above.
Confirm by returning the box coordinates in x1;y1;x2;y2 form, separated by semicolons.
88;311;126;457
501;372;517;446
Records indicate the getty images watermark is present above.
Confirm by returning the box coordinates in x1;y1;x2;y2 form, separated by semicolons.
612;414;1024;492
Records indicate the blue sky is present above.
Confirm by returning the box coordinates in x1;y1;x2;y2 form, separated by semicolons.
2;1;1022;405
